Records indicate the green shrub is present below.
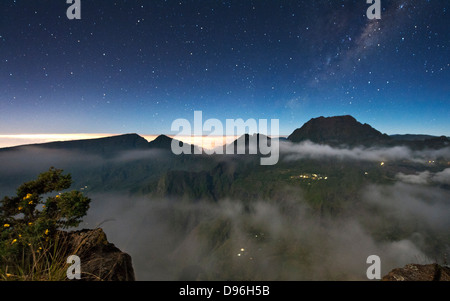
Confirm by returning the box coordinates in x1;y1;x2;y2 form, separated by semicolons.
0;167;91;280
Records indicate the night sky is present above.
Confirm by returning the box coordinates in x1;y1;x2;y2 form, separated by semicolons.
0;0;449;143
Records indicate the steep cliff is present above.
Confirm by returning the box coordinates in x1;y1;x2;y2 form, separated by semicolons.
58;228;135;281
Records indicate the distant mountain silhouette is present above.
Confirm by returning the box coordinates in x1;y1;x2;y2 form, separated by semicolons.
148;134;176;149
0;133;148;155
1;117;448;155
0;134;196;156
390;134;439;141
415;135;450;149
224;133;273;154
149;134;200;153
287;115;390;147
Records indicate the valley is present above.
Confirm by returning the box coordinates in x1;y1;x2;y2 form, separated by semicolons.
1;116;449;280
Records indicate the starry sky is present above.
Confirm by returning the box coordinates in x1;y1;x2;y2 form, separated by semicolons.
0;0;449;145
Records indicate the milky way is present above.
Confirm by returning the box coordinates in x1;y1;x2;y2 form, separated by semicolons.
0;0;448;137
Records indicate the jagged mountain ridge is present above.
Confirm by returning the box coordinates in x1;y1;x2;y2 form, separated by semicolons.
1;115;449;154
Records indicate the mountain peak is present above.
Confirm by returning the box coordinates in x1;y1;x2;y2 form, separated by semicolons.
103;133;149;146
287;115;390;147
148;134;200;153
224;133;273;155
148;134;174;149
314;115;357;122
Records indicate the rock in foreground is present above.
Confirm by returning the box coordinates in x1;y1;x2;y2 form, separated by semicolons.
58;228;135;281
382;264;450;281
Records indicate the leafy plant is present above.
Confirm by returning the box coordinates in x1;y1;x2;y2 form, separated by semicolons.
0;167;91;280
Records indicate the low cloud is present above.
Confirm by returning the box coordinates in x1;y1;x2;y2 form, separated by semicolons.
396;171;431;185
395;168;450;186
280;140;450;163
0;147;104;195
0;145;177;195
0;147;102;174
113;148;170;162
363;182;450;232
0;141;448;280
79;189;442;281
433;168;450;185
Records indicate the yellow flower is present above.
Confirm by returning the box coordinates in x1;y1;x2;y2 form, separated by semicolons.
28;200;33;205
3;224;10;228
11;239;17;245
55;195;60;198
44;229;49;235
28;222;33;226
6;273;13;278
18;234;22;238
18;206;23;211
23;193;33;200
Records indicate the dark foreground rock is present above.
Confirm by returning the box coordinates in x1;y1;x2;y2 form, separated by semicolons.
382;264;450;281
57;228;135;281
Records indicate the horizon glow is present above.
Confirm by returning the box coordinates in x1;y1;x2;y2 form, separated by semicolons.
0;2;448;138
0;133;287;149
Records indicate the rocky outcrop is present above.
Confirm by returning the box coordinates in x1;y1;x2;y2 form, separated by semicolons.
382;264;450;281
287;115;390;147
57;228;135;281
